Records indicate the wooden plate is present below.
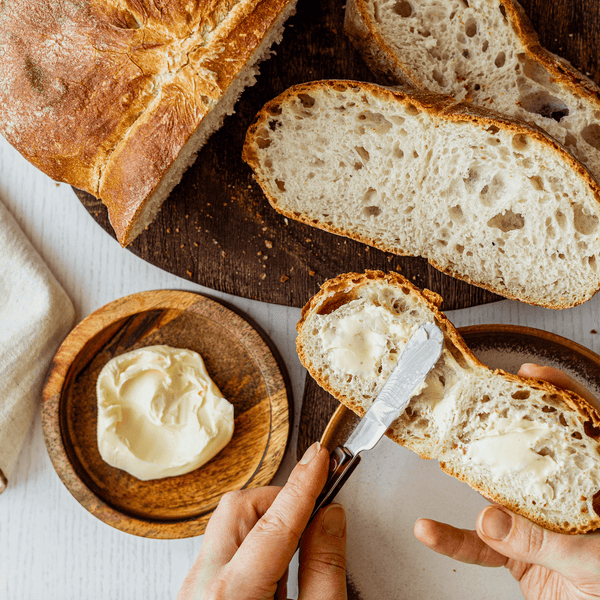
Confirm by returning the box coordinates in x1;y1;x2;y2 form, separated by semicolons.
42;291;291;539
317;325;600;600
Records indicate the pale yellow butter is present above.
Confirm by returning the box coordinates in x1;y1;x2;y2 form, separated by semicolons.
96;345;234;481
318;302;417;379
465;415;559;498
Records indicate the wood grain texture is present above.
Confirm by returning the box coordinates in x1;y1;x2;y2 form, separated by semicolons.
297;325;600;461
42;290;290;538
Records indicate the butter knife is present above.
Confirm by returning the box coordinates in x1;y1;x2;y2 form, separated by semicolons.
310;322;444;519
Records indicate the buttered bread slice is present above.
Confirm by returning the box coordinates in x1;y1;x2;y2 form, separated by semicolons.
243;80;600;308
297;271;600;534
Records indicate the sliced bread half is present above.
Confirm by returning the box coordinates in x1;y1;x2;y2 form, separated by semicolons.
243;80;600;308
344;0;600;185
297;270;600;534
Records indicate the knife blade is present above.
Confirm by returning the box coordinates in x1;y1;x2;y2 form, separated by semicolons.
310;322;444;519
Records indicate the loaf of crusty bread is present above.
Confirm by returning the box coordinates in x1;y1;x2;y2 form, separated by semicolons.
0;0;297;246
344;0;600;184
243;80;600;308
297;271;600;534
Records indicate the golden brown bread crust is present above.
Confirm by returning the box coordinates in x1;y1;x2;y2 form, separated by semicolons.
344;0;600;109
297;270;600;533
0;0;294;245
244;80;600;308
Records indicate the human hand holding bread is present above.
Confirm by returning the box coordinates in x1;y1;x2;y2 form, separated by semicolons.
178;360;600;600
415;364;600;600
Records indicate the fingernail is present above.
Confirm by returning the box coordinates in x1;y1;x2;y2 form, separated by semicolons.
300;441;321;464
480;506;512;540
521;362;542;369
322;504;346;538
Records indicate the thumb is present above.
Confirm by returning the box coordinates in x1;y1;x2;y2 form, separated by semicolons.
298;503;348;600
476;505;600;579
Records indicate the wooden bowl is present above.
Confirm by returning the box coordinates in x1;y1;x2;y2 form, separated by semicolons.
42;290;291;539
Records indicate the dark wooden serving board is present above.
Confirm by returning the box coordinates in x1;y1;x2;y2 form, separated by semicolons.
75;0;599;308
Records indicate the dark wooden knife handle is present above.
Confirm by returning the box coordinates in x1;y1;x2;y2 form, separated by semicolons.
310;446;361;520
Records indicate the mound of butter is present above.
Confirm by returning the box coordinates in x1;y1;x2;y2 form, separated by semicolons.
96;345;234;481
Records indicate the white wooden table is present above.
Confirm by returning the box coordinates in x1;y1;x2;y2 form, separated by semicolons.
1;134;599;599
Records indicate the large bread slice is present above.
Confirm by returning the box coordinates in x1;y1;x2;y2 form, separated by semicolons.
297;270;600;534
344;0;600;185
243;80;600;308
0;0;297;246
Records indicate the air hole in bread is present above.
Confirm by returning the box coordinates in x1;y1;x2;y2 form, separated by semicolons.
494;52;506;68
537;447;555;459
465;18;477;38
589;255;598;270
393;144;405;159
462;49;470;59
499;3;507;19
559;413;568;427
362;188;377;204
487;137;501;146
528;175;544;191
455;244;465;253
275;179;286;192
257;137;271;149
511;390;531;400
433;69;447;87
428;46;443;61
481;41;489;53
268;119;281;131
355;146;370;162
572;431;583;440
487;210;525;232
405;104;419;116
268;104;282;116
512;134;529;151
555;210;567;230
364;206;382;217
298;93;316;108
393;0;412;17
354;162;363;170
573;203;599;235
581;124;600;151
449;205;464;223
520;91;570;122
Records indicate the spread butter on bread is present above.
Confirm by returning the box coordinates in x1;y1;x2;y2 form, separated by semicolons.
297;270;600;534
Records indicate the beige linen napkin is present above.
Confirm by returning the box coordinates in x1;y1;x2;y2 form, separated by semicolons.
0;200;75;492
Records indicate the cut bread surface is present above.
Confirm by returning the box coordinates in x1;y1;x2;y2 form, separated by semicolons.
344;0;600;185
243;81;600;308
297;271;600;534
